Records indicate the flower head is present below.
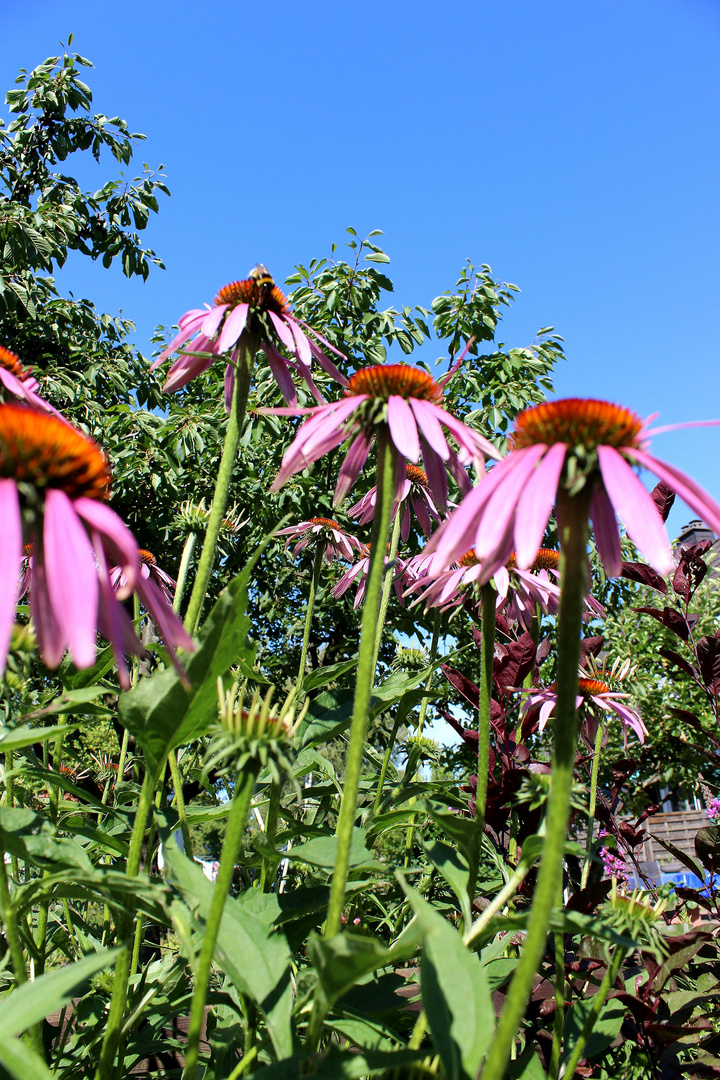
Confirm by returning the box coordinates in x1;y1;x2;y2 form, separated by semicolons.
348;463;446;541
152;265;348;409
269;362;499;510
275;516;366;563
331;544;412;609
521;676;647;743
0;404;192;684
425;397;720;580
0;346;61;416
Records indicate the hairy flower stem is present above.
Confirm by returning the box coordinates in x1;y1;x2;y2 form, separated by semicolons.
370;506;402;680
260;782;281;892
183;767;258;1080
562;946;626;1080
325;433;396;939
173;532;198;615
94;763;161;1080
402;611;441;863
580;722;605;890
168;750;193;859
0;824;44;1060
481;487;590;1080
548;883;566;1080
467;584;496;909
294;541;325;700
184;341;253;636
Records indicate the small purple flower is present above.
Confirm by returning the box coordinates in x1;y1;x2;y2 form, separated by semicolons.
521;677;647;743
331;545;412;609
275;517;366;564
706;797;720;823
348;463;446;541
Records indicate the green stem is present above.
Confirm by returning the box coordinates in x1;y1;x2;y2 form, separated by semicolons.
183;767;258;1079
131;593;141;689
580;721;605;891
168;750;193;859
481;486;590;1080
295;540;325;699
402;611;441;863
37;729;65;976
325;432;396;939
561;947;625;1080
94;764;160;1080
184;341;253;636
548;884;566;1080
116;728;130;789
173;532;198;615
373;713;403;816
259;782;281;893
0;824;45;1060
370;505;402;679
464;860;531;946
467;584;496;907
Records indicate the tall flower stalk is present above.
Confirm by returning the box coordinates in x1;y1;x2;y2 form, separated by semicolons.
481;486;591;1079
467;582;496;904
325;433;397;937
184;342;253;634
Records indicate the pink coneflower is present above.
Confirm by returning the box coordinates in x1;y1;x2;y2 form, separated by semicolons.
276;517;366;563
0;405;192;685
151;267;348;408
111;548;176;604
269;363;499;507
0;346;61;416
331;545;411;609
109;548;190;657
348;463;446;541
520;676;647;743
425;398;720;580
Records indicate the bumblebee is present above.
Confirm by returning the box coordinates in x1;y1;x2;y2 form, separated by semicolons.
248;263;274;289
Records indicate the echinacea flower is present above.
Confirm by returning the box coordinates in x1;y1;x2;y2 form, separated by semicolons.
520;676;647;743
276;517;366;563
111;548;177;605
0;404;192;684
0;346;62;416
348;463;446;540
269;363;500;508
151;267;348;409
331;545;411;609
425;398;720;580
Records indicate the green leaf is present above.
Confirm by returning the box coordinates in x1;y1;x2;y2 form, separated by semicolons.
563;996;627;1061
654;835;706;879
0;1036;55;1080
21;685;113;720
422;839;471;929
400;879;495;1080
297;688;354;749
307;925;421;1006
301;658;357;692
251;1046;426;1079
288;829;383;871
0;722;78;751
158;822;293;1058
0;807;93;872
119;535;273;772
0;948;119;1039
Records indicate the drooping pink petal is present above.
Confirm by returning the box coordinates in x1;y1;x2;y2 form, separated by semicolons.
298;320;348;360
290;358;325;404
590;483;622;577
334;430;372;505
475;444;548;563
31;548;64;668
630;448;720;537
94;534;140;691
74;499;139;597
135;574;194;664
493;565;510;603
44;489;98;669
152;311;207;366
387;396;420;462
263;346;297;406
269;311;297;354
307;338;349;386
201;304;229;340
409;399;450;460
217;303;249;353
0;479;22;675
514;443;567;568
163;351;215;393
446;449;472;495
438;407;501;462
598;446;673;576
288;319;313;367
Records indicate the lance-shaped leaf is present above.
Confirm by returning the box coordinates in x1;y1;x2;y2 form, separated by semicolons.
118;532;274;772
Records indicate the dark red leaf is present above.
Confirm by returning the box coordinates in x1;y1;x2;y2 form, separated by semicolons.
579;636;605;665
442;664;479;709
697;636;720;695
659;647;699;681
621;561;667;594
494;632;536;694
566;880;612;914
650;480;675;522
635;606;690;642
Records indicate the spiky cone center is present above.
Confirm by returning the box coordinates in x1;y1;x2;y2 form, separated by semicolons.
137;549;157;566
510;398;644;451
213;274;289;317
457;548;480;568
310;516;344;531
506;548;560;573
0;404;110;500
346;364;443;404
406;463;429;487
577;677;610;697
0;346;29;380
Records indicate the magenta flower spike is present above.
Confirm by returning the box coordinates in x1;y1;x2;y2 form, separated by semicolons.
349;463;446;540
268;363;500;508
0;404;193;685
520;676;648;743
151;267;348;409
425;398;720;581
0;346;64;418
276;517;366;564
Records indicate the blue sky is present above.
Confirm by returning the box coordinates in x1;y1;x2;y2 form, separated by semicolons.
2;0;719;539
